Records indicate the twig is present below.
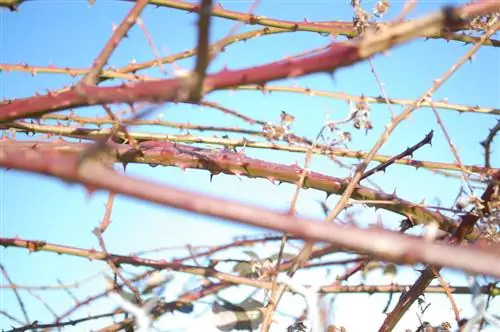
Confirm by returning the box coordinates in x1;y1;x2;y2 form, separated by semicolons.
80;0;149;85
4;312;119;332
102;105;139;149
230;85;500;116
93;231;143;305
360;131;434;181
0;263;30;325
323;14;500;228
260;115;354;331
368;58;396;118
0;310;23;325
379;169;500;331
97;192;116;235
428;100;474;193
429;266;461;324
0;271;102;290
481;119;500;168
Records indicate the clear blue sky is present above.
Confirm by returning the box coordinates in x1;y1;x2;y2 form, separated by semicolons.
1;0;499;331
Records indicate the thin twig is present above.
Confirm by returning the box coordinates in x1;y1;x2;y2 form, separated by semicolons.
481;119;500;168
360;130;433;181
0;263;30;325
80;0;149;85
428;100;474;193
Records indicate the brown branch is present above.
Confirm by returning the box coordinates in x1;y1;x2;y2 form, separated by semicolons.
379;169;500;331
1;147;500;276
124;0;500;47
5;121;494;175
3;0;500;45
1;140;463;235
4;63;498;117
37;113;264;136
191;0;213;101
3;2;498;122
2;235;498;298
0;237;273;290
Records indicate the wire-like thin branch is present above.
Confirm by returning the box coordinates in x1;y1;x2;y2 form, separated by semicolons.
230;85;500;116
0;264;30;325
481;119;500;168
5;312;119;332
360;130;434;180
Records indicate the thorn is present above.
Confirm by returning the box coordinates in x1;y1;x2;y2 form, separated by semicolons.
326;70;336;84
318;200;329;215
232;170;243;181
84;184;97;199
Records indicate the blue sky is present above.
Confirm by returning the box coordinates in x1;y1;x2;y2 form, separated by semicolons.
1;0;499;331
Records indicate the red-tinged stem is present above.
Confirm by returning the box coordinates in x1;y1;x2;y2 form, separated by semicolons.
1;147;500;277
0;43;357;122
2;140;459;234
2;2;498;123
